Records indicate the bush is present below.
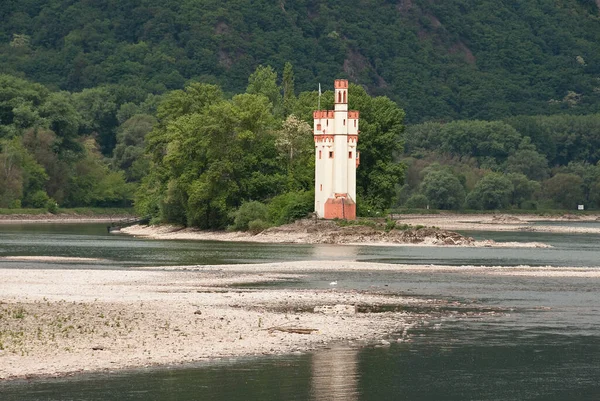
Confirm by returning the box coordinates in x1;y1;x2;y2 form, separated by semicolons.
24;190;50;208
267;190;313;225
230;201;269;231
247;219;270;234
467;173;514;210
46;199;59;214
405;194;429;209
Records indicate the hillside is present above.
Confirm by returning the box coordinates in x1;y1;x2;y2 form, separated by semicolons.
2;0;600;123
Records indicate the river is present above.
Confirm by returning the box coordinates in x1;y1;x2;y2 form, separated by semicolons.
0;223;599;400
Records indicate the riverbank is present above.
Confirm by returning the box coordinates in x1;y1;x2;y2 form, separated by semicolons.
394;213;600;234
121;220;551;248
0;262;469;381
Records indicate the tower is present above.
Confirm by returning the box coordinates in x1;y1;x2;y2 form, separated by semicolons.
313;79;360;220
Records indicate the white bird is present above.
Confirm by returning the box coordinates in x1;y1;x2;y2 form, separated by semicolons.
329;281;338;286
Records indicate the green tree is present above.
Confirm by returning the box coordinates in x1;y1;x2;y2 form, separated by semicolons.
542;173;585;209
420;169;465;210
466;173;514;210
282;62;296;116
506;138;549;181
275;115;313;190
506;173;540;207
247;65;282;117
349;84;406;213
112;114;156;182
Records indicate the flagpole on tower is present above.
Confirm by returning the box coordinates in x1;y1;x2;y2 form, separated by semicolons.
318;83;321;110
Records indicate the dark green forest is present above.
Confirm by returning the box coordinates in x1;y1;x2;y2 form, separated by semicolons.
3;0;600;123
2;0;600;226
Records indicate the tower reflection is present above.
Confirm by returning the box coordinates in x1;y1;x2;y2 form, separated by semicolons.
311;347;359;400
311;244;359;260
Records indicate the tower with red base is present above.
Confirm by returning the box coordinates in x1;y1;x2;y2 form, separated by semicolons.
313;79;360;220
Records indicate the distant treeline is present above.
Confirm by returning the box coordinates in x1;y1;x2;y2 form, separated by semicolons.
398;116;600;211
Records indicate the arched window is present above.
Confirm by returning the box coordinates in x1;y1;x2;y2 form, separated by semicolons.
338;92;342;103
343;119;346;126
343;91;346;103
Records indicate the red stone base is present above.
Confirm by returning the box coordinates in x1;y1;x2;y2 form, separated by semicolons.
324;196;356;220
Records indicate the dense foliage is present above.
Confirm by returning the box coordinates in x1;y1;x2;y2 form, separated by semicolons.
136;75;405;228
398;115;600;211
3;1;600;218
2;1;600;123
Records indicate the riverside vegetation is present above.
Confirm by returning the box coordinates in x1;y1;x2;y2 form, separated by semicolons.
2;1;600;228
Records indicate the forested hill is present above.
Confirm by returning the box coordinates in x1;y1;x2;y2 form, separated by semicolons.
2;0;600;123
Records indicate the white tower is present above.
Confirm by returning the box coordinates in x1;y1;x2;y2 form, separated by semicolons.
313;79;360;220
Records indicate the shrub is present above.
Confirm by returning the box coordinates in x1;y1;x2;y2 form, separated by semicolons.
230;201;269;231
405;194;429;209
267;190;313;225
248;219;270;234
46;199;59;214
25;190;50;208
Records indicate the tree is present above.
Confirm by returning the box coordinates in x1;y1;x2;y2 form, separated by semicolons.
466;173;514;210
506;173;540;207
506;138;549;181
349;84;406;213
420;169;465;210
138;85;285;229
112;114;156;182
282;62;296;116
542;173;584;209
71;87;118;155
274;115;313;190
247;65;282;117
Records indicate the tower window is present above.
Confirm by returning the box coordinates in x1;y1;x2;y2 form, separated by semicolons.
354;120;357;127
317;123;322;130
320;184;323;191
329;151;334;158
343;119;346;126
349;151;352;159
343;91;346;103
319;150;322;159
338;92;342;103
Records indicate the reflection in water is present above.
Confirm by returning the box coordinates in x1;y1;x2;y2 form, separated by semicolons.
311;347;359;401
311;244;359;261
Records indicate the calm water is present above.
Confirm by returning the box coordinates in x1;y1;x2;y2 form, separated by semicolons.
1;223;600;400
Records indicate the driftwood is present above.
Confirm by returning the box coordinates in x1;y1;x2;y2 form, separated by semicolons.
267;326;318;335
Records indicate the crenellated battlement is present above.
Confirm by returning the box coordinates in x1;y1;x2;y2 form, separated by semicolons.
334;79;348;89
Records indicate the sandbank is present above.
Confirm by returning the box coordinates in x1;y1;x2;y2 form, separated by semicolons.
395;213;600;234
0;262;443;381
2;260;598;381
120;223;551;248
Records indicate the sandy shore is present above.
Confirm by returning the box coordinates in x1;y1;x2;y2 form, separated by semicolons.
395;213;600;234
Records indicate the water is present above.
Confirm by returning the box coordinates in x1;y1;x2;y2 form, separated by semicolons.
1;224;600;269
1;224;599;400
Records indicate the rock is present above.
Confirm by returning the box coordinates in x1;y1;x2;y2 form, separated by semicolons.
194;310;202;315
